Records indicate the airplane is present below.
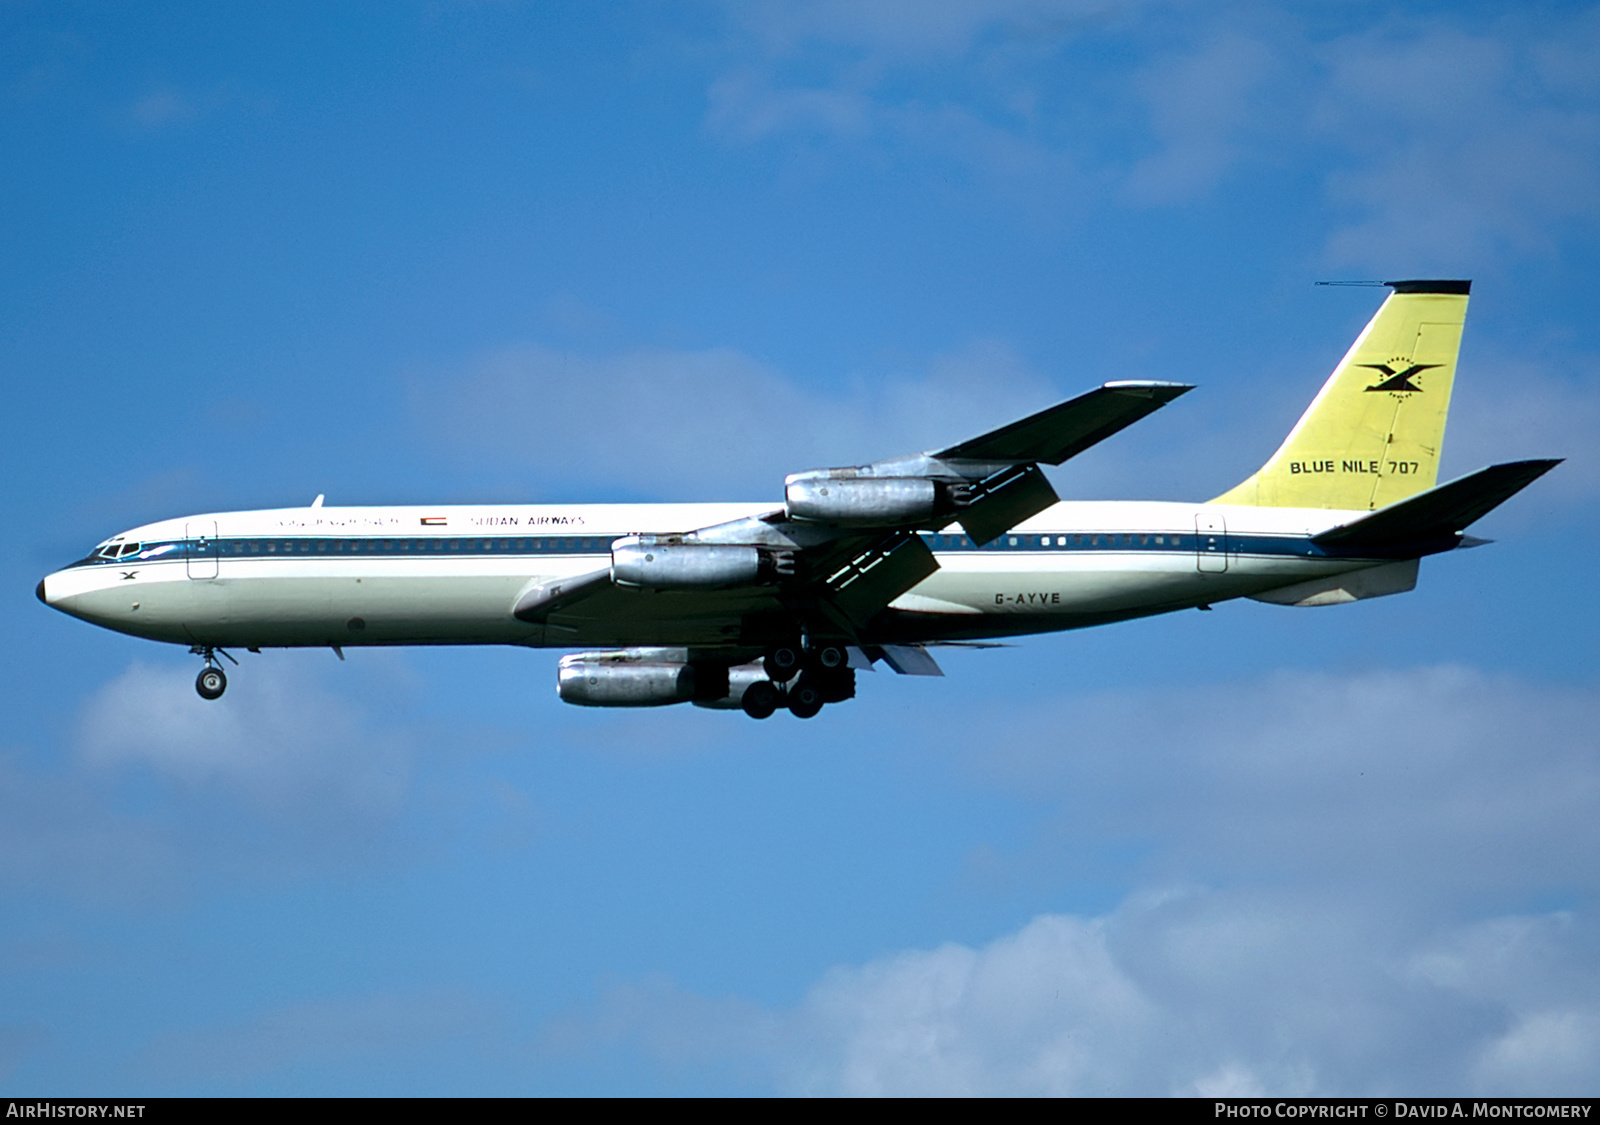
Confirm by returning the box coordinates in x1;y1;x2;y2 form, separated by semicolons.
38;280;1559;719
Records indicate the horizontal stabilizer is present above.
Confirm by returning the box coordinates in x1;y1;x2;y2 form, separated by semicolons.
1313;460;1561;549
935;381;1191;465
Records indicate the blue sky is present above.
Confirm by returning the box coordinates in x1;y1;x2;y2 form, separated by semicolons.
4;0;1599;1095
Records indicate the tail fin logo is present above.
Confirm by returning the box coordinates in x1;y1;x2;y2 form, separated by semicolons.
1360;360;1439;394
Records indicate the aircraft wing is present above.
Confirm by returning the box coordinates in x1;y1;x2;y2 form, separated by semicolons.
934;381;1192;465
513;384;1191;639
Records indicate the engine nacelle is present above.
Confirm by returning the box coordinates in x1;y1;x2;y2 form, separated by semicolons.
690;661;769;710
611;541;763;590
558;652;695;707
785;476;943;527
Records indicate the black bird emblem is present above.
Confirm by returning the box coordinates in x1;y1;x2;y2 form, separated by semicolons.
1359;361;1439;393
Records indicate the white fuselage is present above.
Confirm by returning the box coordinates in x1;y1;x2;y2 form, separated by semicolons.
39;499;1417;653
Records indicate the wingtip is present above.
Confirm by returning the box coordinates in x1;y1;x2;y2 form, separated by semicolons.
1102;380;1195;397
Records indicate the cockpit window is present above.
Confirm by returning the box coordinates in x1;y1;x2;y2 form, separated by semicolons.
95;541;123;560
117;542;142;558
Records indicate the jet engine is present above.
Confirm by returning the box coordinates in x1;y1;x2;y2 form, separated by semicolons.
611;540;795;590
557;649;772;709
557;650;696;707
785;476;965;527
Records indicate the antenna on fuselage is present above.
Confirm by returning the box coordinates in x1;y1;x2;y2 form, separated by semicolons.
311;494;325;508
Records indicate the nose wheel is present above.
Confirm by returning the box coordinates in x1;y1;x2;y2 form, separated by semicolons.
189;645;237;700
196;665;227;700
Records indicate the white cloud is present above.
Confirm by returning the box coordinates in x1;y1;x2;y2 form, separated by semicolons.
412;338;1060;498
560;893;1600;1096
1314;17;1600;268
704;0;1113;214
135;988;498;1085
707;67;875;142
1124;30;1278;204
956;665;1600;902
543;664;1600;1094
702;4;1600;271
78;658;414;820
786;912;1156;1095
725;0;1124;61
127;88;197;129
0;654;441;900
1446;353;1600;510
123;80;276;134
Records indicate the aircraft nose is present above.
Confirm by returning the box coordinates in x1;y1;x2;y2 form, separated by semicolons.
36;577;47;604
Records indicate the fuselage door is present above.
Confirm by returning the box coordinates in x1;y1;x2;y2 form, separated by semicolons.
186;521;219;579
1196;511;1228;573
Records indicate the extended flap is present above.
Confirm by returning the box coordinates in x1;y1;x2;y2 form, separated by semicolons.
958;463;1060;546
826;533;941;626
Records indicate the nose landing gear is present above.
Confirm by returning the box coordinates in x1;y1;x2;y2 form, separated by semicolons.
189;645;237;700
196;665;227;700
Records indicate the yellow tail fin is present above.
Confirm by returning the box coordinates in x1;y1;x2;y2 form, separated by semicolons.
1212;280;1470;510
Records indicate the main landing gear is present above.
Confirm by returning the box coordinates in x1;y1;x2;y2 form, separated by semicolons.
190;645;237;700
742;640;856;720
